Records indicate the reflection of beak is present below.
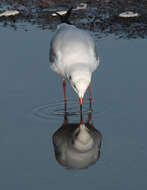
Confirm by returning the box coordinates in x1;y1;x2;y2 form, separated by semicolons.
80;97;83;105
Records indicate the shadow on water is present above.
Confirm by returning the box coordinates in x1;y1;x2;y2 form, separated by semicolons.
52;104;102;169
0;0;147;38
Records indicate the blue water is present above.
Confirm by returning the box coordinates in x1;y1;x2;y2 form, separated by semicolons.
0;25;147;189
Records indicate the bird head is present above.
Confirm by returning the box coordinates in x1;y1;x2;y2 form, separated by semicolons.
69;70;91;104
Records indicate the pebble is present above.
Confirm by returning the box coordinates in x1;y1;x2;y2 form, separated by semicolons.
119;11;139;18
0;10;20;17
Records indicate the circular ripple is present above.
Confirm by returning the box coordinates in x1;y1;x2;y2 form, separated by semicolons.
33;99;100;120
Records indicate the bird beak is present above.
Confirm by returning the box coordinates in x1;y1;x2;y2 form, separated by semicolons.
80;97;83;105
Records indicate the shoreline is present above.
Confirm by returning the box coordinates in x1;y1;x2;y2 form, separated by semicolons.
0;0;147;38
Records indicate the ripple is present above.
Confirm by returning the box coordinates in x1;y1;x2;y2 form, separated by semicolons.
32;99;103;120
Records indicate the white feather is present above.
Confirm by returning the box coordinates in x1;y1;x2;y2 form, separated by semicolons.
49;23;99;98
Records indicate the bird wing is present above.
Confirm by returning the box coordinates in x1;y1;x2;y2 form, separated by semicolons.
49;39;56;64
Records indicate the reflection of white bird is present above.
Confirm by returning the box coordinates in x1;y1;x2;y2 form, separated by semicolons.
49;8;99;106
53;112;102;169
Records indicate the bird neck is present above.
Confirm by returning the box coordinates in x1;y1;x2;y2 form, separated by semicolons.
69;66;91;81
69;63;91;73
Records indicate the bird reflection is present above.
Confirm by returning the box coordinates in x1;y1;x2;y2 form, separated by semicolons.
52;107;102;169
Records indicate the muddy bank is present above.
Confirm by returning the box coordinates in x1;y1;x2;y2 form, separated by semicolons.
0;0;147;38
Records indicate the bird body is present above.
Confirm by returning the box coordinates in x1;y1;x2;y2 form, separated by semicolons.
49;22;99;103
50;23;98;77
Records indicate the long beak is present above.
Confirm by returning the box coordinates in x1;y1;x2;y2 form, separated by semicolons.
80;97;83;105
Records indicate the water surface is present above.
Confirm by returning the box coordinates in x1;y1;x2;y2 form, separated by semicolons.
0;24;147;189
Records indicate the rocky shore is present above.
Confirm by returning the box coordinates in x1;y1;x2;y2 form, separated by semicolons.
0;0;147;38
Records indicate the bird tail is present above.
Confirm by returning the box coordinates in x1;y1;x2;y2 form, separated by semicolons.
55;7;73;24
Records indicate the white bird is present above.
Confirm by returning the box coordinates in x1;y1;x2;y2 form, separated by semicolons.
49;8;99;106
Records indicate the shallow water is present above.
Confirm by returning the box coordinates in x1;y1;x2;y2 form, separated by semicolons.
0;24;147;189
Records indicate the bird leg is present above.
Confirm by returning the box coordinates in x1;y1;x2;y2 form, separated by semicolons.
80;107;84;125
80;98;83;114
88;111;92;123
64;102;68;124
88;84;92;109
63;80;67;104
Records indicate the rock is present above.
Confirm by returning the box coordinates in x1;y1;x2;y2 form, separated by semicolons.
0;10;20;17
119;11;139;18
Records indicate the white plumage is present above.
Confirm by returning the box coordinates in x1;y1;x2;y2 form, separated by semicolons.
49;23;99;102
